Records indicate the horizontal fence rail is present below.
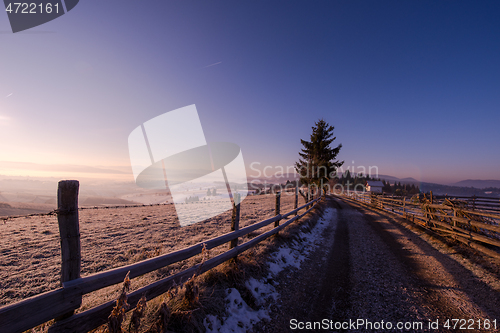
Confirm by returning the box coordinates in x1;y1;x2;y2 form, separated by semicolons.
341;191;500;257
0;181;322;333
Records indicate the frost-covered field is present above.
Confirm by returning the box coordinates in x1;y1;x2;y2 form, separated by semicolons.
0;193;299;309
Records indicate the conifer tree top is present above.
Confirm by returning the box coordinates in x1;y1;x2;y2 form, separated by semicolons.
295;119;343;187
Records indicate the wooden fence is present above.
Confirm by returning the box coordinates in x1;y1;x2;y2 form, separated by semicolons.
341;191;500;258
0;181;322;333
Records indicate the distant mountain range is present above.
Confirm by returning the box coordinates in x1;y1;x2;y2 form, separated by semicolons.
249;172;500;197
372;175;500;197
358;175;500;190
2;172;499;201
450;179;500;189
248;173;299;183
250;173;500;189
376;175;421;184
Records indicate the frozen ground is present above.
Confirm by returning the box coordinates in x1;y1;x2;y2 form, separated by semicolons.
0;193;300;309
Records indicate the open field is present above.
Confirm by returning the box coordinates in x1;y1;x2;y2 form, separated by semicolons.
0;202;56;218
0;193;299;311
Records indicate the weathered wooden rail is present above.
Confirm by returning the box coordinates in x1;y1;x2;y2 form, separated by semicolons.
342;191;500;258
0;181;322;333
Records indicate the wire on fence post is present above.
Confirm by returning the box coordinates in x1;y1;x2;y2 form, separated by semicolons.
56;180;82;320
230;193;240;249
274;191;281;228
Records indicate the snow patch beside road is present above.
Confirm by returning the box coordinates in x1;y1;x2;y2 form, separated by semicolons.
245;277;279;306
204;208;336;332
204;288;270;332
267;208;336;278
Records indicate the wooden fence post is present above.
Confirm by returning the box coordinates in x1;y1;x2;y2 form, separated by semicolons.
402;197;406;218
56;180;81;320
274;191;281;227
230;193;241;249
294;185;298;216
453;208;457;227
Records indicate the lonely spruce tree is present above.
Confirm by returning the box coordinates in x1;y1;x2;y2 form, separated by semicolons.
295;119;343;194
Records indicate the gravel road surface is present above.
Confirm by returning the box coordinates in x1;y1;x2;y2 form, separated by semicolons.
259;196;500;332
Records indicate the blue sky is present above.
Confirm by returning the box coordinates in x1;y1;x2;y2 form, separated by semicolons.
1;0;499;184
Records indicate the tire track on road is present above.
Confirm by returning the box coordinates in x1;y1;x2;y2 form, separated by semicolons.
309;202;351;324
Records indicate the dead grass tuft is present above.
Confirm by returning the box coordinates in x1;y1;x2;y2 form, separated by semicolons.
182;275;200;309
128;295;147;333
145;301;170;333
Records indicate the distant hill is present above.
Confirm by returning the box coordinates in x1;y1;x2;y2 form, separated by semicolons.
375;174;402;182
451;179;500;189
399;177;420;183
371;175;500;197
80;196;140;206
419;183;500;197
365;174;422;186
249;172;299;184
0;202;55;218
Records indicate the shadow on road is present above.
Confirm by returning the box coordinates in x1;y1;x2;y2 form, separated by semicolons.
340;196;500;322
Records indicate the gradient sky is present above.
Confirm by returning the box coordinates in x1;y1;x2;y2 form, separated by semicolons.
1;0;499;185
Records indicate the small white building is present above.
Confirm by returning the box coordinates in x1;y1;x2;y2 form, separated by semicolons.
365;181;384;193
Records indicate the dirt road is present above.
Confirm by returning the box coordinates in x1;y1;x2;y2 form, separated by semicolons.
260;196;500;332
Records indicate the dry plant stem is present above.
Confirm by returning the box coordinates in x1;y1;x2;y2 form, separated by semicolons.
107;272;130;333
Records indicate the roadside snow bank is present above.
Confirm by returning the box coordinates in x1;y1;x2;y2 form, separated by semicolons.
204;288;270;332
245;277;279;306
204;208;336;332
267;208;335;278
